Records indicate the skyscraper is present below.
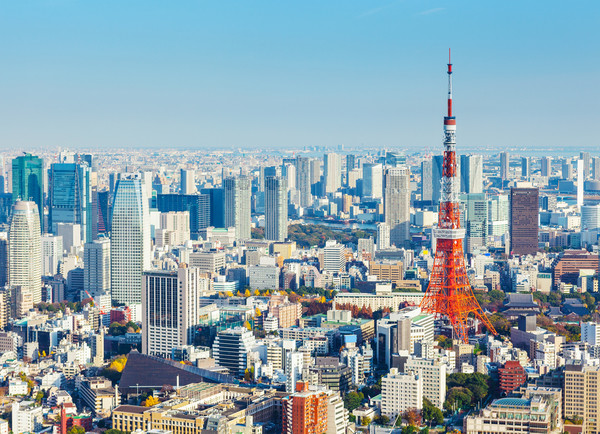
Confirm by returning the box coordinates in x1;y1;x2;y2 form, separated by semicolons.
581;152;591;179
345;154;356;184
12;154;44;228
460;154;483;193
142;265;202;358
384;167;411;247
110;174;151;306
41;234;63;276
84;238;111;298
156;193;210;239
9;201;42;304
521;157;530;179
377;222;390;250
295;156;312;208
540;156;552;177
49;161;93;243
180;169;196;194
432;155;444;205
500;152;509;180
265;176;288;242
488;194;509;236
421;159;433;203
509;187;539;256
577;159;584;208
223;176;251;240
593;157;600;181
562;160;573;179
362;163;383;199
461;193;487;254
324;153;341;194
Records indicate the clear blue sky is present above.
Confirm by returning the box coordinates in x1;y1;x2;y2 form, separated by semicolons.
0;1;598;150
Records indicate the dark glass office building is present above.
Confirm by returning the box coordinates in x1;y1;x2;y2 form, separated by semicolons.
156;194;210;240
510;187;539;256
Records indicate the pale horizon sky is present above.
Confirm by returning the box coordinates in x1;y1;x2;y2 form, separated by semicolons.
0;1;598;150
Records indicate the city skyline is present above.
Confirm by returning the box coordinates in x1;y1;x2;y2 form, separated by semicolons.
0;1;598;149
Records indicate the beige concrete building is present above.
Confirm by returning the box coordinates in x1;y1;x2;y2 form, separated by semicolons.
564;364;600;433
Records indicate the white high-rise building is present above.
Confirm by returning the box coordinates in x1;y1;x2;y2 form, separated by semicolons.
213;327;256;377
381;368;423;418
223;176;251;240
582;322;600;346
324;153;342;194
11;401;43;434
460;154;483;194
41;234;63;276
265;176;288;241
142;265;202;358
180;169;195;194
295;156;312;208
156;211;190;247
363;163;383;199
384;166;411;247
84;238;111;298
285;351;304;393
488;194;509;236
577;159;584;208
404;357;446;409
9;201;42;304
377;222;390;250
110;174;151;307
323;240;345;273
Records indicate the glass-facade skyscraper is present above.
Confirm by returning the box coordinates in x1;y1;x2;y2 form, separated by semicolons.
265;176;288;242
12;153;44;228
49;162;93;242
110;174;150;307
223;176;251;240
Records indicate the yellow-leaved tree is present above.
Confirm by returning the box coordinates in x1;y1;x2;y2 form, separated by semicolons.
143;396;160;407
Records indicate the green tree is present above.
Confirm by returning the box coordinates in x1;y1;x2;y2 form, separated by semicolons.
68;426;85;434
374;415;390;425
343;391;364;411
361;416;371;426
423;398;444;426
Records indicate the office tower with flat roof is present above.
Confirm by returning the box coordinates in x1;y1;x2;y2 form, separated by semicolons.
97;190;110;234
179;169;195;194
510;187;539;256
562;159;573;179
500;151;509;180
156;193;210;240
377;222;390;250
462;193;488;254
460;154;483;193
223;176;251;240
84;238;111;298
582;204;600;230
521;156;530;178
324;153;341;194
384;166;411;247
577;159;584;208
581;151;591;178
295;156;312;208
49;161;93;243
363;163;383;199
110;174;151;306
41;234;63;276
541;156;552;177
345;154;356;182
488;194;509;236
310;158;322;186
265;176;288;242
593;157;600;181
0;233;7;287
421;159;433;203
142;265;202;358
213;327;256;377
9;201;42;304
432;155;444;205
12;154;44;227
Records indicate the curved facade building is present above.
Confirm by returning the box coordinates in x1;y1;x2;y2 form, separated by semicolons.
9;201;42;304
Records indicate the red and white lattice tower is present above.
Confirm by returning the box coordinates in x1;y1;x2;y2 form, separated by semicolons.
419;50;497;343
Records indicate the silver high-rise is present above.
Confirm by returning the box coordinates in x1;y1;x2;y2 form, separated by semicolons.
265;176;288;241
110;174;150;306
223;176;251;240
384;167;411;247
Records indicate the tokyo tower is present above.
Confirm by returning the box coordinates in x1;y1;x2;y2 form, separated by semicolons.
419;51;497;343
